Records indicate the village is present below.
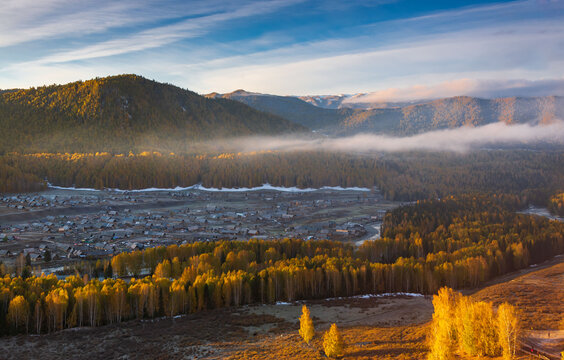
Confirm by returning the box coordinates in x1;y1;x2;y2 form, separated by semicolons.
0;187;399;274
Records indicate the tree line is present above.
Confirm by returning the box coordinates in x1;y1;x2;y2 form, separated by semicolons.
0;195;562;335
2;150;564;207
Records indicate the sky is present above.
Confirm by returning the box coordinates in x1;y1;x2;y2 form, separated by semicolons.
1;0;563;101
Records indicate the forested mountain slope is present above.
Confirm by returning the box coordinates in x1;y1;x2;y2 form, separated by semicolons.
206;90;344;130
0;75;306;153
211;90;564;136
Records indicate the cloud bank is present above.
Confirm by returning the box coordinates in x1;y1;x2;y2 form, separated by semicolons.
223;121;564;154
345;78;564;104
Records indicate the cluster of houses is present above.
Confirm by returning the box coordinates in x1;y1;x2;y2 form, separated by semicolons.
0;189;390;266
1;194;102;209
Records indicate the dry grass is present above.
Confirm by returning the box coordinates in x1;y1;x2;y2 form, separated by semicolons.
225;324;429;360
472;258;564;330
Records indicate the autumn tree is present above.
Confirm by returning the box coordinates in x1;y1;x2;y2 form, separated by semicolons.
323;323;344;358
8;295;29;333
45;288;69;331
428;287;460;360
299;305;315;344
496;302;521;360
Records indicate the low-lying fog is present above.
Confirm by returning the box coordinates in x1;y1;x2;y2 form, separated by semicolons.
220;120;564;153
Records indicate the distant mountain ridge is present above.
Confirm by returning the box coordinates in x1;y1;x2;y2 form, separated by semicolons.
206;89;344;130
0;75;306;153
209;90;564;136
298;94;429;110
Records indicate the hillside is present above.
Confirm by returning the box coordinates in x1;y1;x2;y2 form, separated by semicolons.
212;91;564;136
0;75;306;153
206;90;344;130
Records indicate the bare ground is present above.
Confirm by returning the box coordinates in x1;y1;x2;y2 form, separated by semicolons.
0;296;432;360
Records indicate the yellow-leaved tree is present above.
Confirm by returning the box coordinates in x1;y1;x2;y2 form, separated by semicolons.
323;323;344;358
428;287;460;360
8;295;29;333
496;302;520;360
299;305;315;344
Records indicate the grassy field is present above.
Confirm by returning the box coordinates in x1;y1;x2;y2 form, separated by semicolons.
471;257;564;330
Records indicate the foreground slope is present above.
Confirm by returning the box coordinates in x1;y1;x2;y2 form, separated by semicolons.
0;75;306;153
2;259;561;359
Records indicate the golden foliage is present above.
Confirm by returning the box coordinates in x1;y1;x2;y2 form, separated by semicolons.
428;287;459;360
497;303;520;360
428;288;522;360
323;323;344;358
299;305;315;344
0;194;561;336
7;295;29;333
549;192;564;216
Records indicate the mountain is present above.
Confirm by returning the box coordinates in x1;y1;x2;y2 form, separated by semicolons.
298;94;428;110
206;90;344;130
212;90;564;136
379;95;564;135
297;94;350;109
0;75;306;153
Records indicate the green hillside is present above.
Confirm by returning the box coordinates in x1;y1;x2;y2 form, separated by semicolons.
0;75;306;153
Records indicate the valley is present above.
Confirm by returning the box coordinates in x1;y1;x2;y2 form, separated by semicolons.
0;187;397;274
3;1;564;359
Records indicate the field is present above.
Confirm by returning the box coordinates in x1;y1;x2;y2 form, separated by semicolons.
0;295;432;360
472;256;564;359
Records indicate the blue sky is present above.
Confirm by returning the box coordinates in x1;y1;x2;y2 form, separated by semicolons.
1;0;563;100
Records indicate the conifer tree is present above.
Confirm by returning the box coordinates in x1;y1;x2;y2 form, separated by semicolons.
323;323;344;358
299;304;315;344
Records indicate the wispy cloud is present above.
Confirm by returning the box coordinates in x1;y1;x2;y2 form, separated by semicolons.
0;0;262;48
1;0;563;97
186;18;564;95
6;0;302;65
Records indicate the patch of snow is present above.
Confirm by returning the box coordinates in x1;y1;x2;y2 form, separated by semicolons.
48;184;101;192
325;292;424;301
48;183;371;193
273;292;424;306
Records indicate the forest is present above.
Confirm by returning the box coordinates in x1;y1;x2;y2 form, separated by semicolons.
1;149;564;205
1;194;562;335
0;75;304;154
